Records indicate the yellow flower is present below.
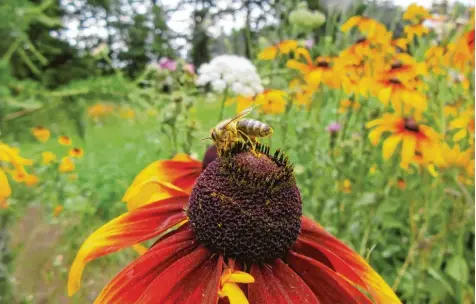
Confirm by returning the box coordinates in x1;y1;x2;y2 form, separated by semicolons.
440;143;474;177
0;169;11;206
24;174;39;186
31;126;50;142
396;178;406;190
369;164;377;174
53;205;64;217
254;90;287;114
11;167;27;183
120;108;136;119
0;143;34;168
367;114;443;168
425;46;446;75
449;109;474;142
403;4;431;23
88;103;115;119
42;151;57;165
338;98;360;114
340;179;352;193
59;136;72;146
59;157;75;173
392;38;408;51
341;16;389;41
69;147;84;158
258;40;298;60
404;23;429;40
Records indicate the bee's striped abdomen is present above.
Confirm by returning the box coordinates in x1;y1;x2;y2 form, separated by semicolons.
237;119;273;137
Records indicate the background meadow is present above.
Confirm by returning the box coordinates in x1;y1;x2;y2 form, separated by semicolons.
0;0;474;303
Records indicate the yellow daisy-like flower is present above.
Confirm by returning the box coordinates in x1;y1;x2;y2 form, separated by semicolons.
341;16;389;41
0;143;34;169
338;98;360;114
42;151;57;165
69;147;84;158
440;143;474;176
425;46;446;75
53;205;64;217
404;23;429;40
367;113;443;168
254;90;287;114
339;179;352;193
449;109;475;142
120;108;136;119
24;174;39;186
59;136;72;146
59;157;75;173
88;103;115;119
258;40;298;60
0;169;11;207
403;4;432;23
31;126;50;143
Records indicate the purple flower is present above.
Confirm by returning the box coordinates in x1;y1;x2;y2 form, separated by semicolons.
326;122;341;133
158;57;177;71
304;39;314;49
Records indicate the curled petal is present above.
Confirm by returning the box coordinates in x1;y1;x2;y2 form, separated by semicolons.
68;196;188;296
298;217;401;304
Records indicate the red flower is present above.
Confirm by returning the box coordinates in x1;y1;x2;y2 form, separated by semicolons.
68;144;400;304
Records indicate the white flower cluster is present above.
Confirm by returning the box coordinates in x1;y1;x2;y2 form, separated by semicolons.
196;55;264;97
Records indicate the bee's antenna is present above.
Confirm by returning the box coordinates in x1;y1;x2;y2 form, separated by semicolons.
201;137;212;141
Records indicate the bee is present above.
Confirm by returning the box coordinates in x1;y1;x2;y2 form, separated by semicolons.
207;107;273;154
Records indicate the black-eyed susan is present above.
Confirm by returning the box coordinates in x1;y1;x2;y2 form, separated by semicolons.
69;147;84;158
228;90;288;115
404;23;429;40
58;136;72;146
31;126;50;142
341;16;389;41
444;28;475;73
403;4;432;24
53;205;64;217
42;151;57;165
367;113;443;168
339;98;360;114
88;103;115;119
0;169;11;207
258;40;298;60
0;143;34;169
449;109;474;142
287;48;339;89
440;143;474;180
24;174;39;186
59;157;75;173
68;142;400;304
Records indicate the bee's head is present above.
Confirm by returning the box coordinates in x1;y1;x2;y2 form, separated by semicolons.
210;129;218;142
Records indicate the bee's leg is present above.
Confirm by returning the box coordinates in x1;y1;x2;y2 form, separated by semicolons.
238;130;258;156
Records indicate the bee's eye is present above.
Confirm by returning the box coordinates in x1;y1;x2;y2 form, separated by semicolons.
211;132;216;141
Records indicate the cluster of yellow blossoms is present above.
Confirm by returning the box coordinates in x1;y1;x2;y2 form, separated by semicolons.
250;4;474;181
0;127;85;210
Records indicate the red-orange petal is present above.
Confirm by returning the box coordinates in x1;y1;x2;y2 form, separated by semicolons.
95;225;199;303
248;259;319;304
288;251;373;304
68;196;188;296
136;246;220;304
299;216;401;303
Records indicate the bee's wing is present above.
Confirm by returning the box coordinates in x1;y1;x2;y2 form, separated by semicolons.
223;107;254;127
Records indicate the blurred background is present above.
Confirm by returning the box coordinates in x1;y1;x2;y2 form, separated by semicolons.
0;0;474;303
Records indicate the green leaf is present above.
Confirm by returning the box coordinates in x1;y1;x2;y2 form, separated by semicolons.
428;267;455;296
355;192;376;207
446;255;468;283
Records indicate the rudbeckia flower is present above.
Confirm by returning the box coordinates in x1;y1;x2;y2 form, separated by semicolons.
42;151;57;165
338;98;360;114
58;136;72;146
440;143;474;178
258;40;298;60
24;174;39;186
449;109;475;142
228;90;288;115
287;48;339;89
425;46;446;75
59;157;75;173
341;16;388;41
69;147;84;158
0;169;11;206
68;142;400;304
0;143;34;169
403;4;432;24
367;113;443;168
404;23;429;40
31;126;50;142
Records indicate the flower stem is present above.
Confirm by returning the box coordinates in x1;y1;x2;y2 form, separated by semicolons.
218;88;229;122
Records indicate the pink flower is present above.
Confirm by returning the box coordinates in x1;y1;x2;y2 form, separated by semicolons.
326;122;341;133
304;39;315;49
184;63;195;75
158;58;177;71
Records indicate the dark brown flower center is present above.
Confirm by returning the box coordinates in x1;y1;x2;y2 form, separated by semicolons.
391;61;403;69
317;61;330;68
187;143;302;264
404;117;419;132
389;77;402;85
